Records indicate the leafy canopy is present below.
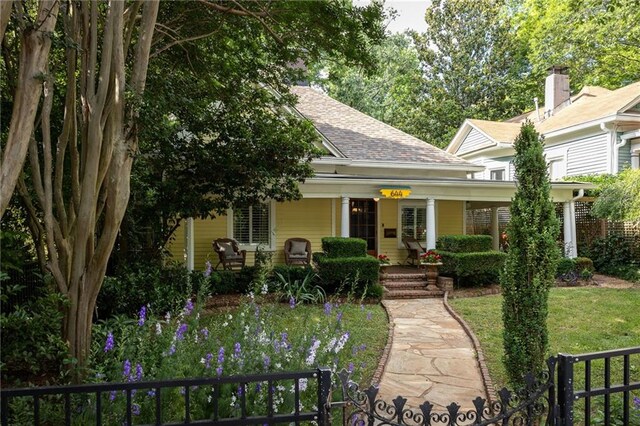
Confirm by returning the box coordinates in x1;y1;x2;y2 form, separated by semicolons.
591;169;640;222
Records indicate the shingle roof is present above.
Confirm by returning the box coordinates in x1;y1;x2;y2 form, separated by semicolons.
291;86;472;166
467;119;522;143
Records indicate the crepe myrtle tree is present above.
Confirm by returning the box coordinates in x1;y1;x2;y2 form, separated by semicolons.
501;121;560;386
1;0;385;374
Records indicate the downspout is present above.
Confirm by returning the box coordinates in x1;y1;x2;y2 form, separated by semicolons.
569;189;584;259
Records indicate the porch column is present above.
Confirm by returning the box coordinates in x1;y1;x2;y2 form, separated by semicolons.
569;201;578;258
185;217;195;271
426;198;436;250
341;196;350;237
491;207;500;251
563;202;572;258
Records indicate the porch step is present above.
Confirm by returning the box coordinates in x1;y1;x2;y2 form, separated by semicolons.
383;288;444;299
383;281;428;291
383;272;424;280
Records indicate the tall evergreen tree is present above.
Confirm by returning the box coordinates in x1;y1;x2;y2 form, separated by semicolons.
501;121;560;385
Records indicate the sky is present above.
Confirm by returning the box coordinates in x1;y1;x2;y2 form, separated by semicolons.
354;1;432;33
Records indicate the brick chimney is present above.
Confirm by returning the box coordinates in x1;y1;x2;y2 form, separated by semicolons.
544;66;570;117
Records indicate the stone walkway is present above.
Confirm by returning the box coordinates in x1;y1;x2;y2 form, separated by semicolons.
378;299;487;410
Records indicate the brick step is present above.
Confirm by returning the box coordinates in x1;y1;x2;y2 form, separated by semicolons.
383;289;444;299
383;273;425;280
383;281;427;290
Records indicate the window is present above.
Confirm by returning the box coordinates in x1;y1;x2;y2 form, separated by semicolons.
548;159;564;180
490;169;505;181
232;203;271;246
401;206;427;240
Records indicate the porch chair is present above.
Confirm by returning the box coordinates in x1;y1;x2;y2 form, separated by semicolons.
212;238;246;270
284;238;312;266
402;237;426;266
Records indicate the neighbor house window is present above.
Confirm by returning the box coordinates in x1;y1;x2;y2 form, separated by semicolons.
490;169;505;181
233;203;271;246
548;159;564;180
401;206;427;240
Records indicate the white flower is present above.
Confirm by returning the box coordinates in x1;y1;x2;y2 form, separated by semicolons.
261;283;268;295
165;312;171;322
155;323;162;335
275;363;282;369
227;314;233;320
200;358;205;365
334;332;350;354
326;337;337;353
222;322;229;327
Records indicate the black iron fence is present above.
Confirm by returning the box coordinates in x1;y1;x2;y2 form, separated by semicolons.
1;347;638;426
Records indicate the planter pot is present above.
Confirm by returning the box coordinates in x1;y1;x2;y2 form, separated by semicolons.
420;262;442;291
379;264;391;278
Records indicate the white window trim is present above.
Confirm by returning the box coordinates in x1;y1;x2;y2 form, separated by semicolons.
396;201;429;249
489;168;506;181
547;154;567;181
226;200;276;251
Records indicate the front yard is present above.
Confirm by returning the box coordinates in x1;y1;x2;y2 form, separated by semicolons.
449;287;640;389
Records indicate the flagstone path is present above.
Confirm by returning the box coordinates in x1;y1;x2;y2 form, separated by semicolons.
377;299;488;411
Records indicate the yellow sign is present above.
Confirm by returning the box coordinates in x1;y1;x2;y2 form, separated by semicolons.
380;188;411;199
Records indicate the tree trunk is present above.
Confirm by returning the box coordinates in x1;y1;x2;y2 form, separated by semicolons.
0;0;59;218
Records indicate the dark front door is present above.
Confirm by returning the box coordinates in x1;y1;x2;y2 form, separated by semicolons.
349;199;376;255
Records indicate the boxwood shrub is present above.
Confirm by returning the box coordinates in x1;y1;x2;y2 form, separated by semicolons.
321;237;367;258
271;265;315;284
436;235;493;253
316;256;379;295
575;257;594;273
438;250;506;286
556;258;576;277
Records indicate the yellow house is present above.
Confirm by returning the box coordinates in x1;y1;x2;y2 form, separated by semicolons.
169;86;590;270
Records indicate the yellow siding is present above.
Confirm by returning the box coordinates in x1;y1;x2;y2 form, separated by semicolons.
274;199;333;264
378;199;405;265
437;200;464;237
167;224;186;262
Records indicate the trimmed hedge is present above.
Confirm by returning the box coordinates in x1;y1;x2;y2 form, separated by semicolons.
575;257;594;273
271;265;315;284
438;250;506;286
321;237;367;258
316;256;379;294
556;258;576;276
436;235;493;253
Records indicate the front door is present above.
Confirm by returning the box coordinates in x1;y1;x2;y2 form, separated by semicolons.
349;199;377;256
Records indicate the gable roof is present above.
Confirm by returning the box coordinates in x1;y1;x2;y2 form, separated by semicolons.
448;80;640;155
291;86;473;167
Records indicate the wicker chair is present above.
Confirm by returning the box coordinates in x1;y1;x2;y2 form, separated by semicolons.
212;238;246;270
402;237;426;266
284;238;312;266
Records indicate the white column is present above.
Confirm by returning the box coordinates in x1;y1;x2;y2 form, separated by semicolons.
491;207;500;251
631;152;639;170
563;202;572;258
185;217;195;271
569;201;578;258
340;196;350;238
426;198;436;250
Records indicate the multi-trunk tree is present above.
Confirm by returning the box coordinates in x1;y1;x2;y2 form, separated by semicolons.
501;122;560;386
1;0;385;373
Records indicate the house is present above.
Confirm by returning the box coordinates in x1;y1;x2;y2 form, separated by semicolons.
169;85;590;270
446;67;640;256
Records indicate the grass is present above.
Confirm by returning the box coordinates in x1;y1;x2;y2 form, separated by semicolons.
200;300;389;385
449;287;640;390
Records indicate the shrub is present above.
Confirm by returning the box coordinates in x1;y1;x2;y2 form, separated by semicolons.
575;257;594;273
321;237;367;258
556;258;576;277
1;277;69;385
438;251;506;286
316;256;379;295
437;235;493;253
273;270;326;304
271;265;315;284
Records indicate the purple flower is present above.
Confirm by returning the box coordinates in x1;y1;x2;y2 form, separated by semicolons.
200;328;209;339
204;260;212;277
324;302;332;315
289;296;296;308
147;390;156;397
109;391;116;402
104;332;114;352
263;355;271;370
634;396;640;408
204;352;213;369
216;366;223;377
132;403;141;416
336;312;343;323
138;306;146;327
348;362;355;373
135;363;143;381
255;382;262;392
122;360;131;379
175;323;188;341
217;347;225;364
168;344;176;356
366;312;372;321
233;342;242;358
184;299;194;316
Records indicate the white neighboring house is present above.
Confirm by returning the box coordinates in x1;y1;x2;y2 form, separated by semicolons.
446;67;640;257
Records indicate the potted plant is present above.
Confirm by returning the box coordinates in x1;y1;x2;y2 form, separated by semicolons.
419;250;442;290
377;254;391;276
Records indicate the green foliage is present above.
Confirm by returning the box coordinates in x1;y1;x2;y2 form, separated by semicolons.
271;265;315;284
321;237;367;258
584;235;636;270
556;258;576;276
1;280;69;385
514;0;640;89
273;271;326;305
316;256;379;295
438;251;506;287
501;122;561;386
436;235;493;253
575;257;594;273
591;169;640;222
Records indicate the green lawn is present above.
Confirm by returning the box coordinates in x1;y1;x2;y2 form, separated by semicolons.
449;287;640;390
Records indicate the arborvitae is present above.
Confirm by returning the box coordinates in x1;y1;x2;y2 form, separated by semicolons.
501;121;560;386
